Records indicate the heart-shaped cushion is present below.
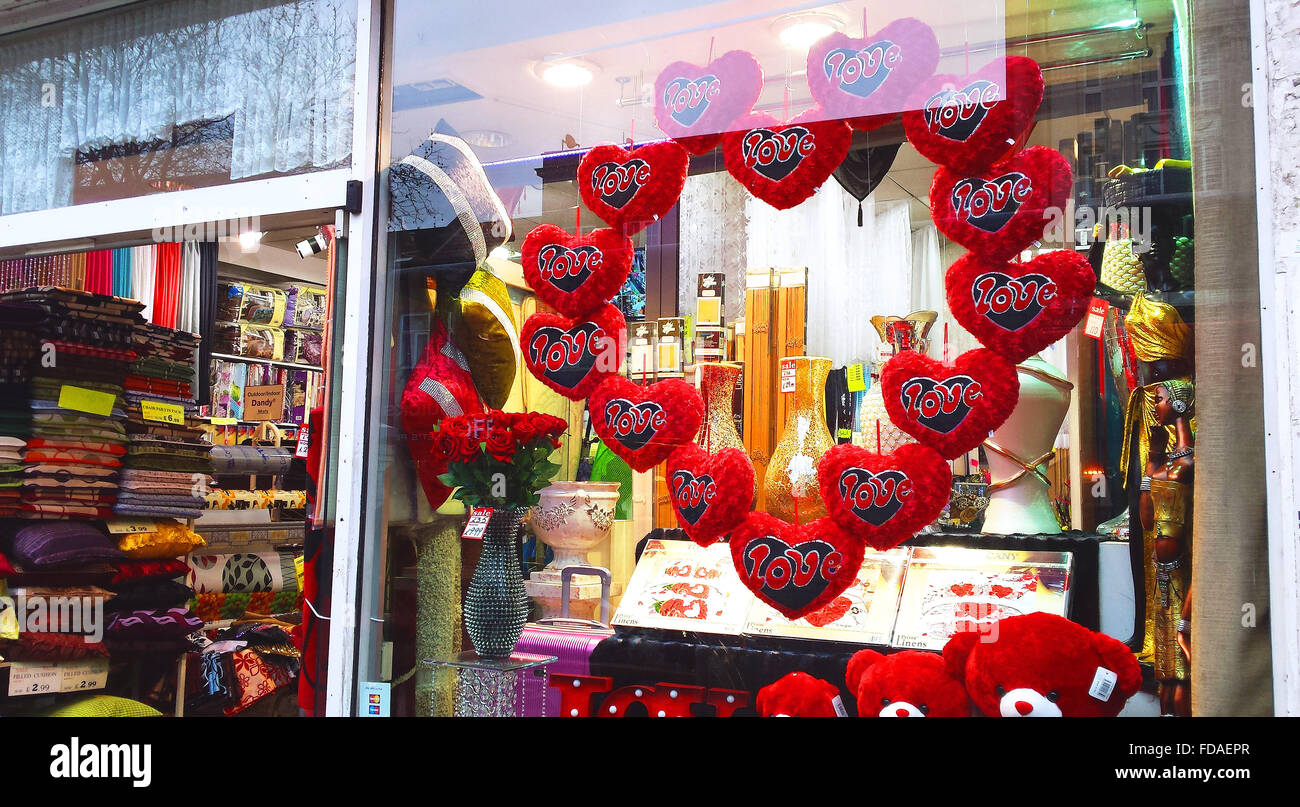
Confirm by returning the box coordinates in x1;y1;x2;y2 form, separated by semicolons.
665;444;755;546
880;348;1020;460
946;249;1094;363
806;19;940;128
902;56;1045;174
520;303;626;401
729;513;864;620
654;50;763;155
721;109;852;210
577;141;689;235
816;443;951;549
589;375;703;471
930;145;1073;262
520;224;633;318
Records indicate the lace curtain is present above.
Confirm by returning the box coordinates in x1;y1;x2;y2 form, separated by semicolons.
677;170;750;324
746;181;913;366
0;0;355;215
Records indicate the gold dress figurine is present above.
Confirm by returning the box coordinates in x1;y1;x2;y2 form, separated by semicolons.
1120;291;1194;663
764;356;833;523
1139;380;1194;716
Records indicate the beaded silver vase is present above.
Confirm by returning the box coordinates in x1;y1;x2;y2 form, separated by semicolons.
464;506;530;659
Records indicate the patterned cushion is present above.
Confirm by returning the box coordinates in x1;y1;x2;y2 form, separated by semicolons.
115;522;205;559
106;606;202;639
41;694;162;717
3;521;125;568
0;631;110;661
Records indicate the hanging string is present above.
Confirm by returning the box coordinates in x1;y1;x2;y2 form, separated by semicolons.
876;420;882;455
707;35;715;64
575;204;581;234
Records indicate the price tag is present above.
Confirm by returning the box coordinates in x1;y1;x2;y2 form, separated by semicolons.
57;385;115;417
294;423;311;459
59;658;109;693
1083;297;1109;340
7;662;60;696
141;400;185;424
846;362;867;392
105;519;159;535
210;417;238;426
837;427;852;440
294;554;305;592
462;507;494;540
779;358;797;393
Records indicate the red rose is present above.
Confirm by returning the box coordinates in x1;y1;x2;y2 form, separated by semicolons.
431;430;457;459
443;416;472;439
486;426;515;461
453;434;480;461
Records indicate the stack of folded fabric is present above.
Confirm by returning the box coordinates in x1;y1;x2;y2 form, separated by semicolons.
0;300;41;518
115;323;212;520
0;289;142;520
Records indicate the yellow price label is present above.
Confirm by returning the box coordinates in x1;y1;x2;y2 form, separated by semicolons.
141;400;185;425
210;417;238;426
846;363;867;393
57;385;115;417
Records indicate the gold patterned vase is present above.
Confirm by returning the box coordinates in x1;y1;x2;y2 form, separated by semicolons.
763;356;833;523
696;361;745;453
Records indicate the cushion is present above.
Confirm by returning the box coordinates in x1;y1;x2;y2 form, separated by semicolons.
106;607;202;639
0;550;14;578
115;522;206;559
105;579;195;611
0;631;110;661
111;558;188;584
41;694;162;717
4;521;125;568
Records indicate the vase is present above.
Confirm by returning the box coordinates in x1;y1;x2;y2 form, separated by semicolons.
464;506;530;659
695;362;745;453
529;481;619;570
856;361;914;454
763;356;833;523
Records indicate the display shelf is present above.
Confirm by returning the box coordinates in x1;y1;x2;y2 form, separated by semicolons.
209;351;323;372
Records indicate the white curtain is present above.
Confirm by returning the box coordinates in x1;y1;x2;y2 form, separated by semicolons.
746;181;912;366
0;0;355;215
677;171;751;325
910;224;981;361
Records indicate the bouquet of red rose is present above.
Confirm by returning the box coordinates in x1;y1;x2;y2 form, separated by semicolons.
432;410;568;509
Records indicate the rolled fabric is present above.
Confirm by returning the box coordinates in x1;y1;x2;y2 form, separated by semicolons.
208;444;293;475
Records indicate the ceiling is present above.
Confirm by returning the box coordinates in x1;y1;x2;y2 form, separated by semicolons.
390;0;1175;235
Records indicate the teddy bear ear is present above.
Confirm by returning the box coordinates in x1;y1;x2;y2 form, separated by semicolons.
845;649;884;692
1091;631;1144;698
942;630;981;681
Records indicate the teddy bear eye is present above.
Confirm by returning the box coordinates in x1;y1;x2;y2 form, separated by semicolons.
881;697;891;706
995;685;1006;697
1047;691;1059;703
919;704;930;715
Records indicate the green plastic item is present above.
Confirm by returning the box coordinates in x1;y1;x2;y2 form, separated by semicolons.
589;439;633;520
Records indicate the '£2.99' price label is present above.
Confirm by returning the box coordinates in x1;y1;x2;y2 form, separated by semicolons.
6;662;60;696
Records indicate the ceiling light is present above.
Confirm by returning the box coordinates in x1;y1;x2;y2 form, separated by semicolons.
238;230;264;253
774;12;843;50
535;58;598;88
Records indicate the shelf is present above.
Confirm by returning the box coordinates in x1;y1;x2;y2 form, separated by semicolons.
209;352;324;372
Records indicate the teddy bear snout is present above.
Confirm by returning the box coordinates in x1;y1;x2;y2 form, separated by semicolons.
999;687;1062;717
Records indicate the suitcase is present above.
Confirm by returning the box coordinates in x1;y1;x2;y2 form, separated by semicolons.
515;566;615;717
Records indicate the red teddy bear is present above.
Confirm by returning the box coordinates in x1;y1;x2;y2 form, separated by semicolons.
846;649;972;717
943;612;1143;717
756;672;843;717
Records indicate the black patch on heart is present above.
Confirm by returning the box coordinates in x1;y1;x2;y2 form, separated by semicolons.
536;243;598;293
665;75;716;127
603;398;663;451
670;470;716;524
527;321;601;390
741;127;812;182
952;172;1029;233
838;467;909;526
923;79;996;142
592;159;649;210
972;271;1053;332
741;535;835;613
900;375;978;434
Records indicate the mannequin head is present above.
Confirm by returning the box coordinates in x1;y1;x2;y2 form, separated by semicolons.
1153;380;1195;425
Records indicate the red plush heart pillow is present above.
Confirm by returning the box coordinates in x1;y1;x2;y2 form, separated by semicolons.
589;375;703;471
880;348;1020;460
520;303;626;401
520;224;633;318
729;513;864;620
665;444;754;546
721;109;852;210
946;249;1094;363
806;19;940;127
930;146;1073;262
400;320;485;509
654;50;763;155
577;141;689;235
902;56;1045;175
816;443;951;550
